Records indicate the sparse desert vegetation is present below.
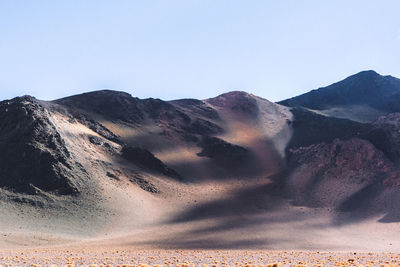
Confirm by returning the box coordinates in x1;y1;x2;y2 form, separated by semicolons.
0;249;400;267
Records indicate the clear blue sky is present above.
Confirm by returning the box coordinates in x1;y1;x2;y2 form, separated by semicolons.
1;0;400;102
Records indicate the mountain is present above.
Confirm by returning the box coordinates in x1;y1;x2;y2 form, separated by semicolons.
279;70;400;122
0;90;298;248
2;75;400;250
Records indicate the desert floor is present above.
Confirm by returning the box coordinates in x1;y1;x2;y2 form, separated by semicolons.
1;248;400;266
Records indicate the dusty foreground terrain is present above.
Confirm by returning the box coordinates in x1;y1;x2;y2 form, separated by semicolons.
1;248;400;267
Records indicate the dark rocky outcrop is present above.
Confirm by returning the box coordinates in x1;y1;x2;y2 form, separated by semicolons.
121;146;181;179
197;136;250;169
75;114;120;143
0;96;86;195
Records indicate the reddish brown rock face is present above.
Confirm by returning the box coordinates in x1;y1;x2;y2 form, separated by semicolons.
365;112;400;161
287;138;397;208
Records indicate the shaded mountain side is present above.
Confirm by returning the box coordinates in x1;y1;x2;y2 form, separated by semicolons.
195;136;265;177
0;96;87;195
287;107;370;150
197;136;250;168
364;113;400;162
288;108;400;164
279;70;400;112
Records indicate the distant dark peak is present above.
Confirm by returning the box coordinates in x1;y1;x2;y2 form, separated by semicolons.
327;70;381;88
278;70;400;113
352;70;380;78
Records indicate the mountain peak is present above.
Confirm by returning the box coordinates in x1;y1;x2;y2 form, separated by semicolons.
353;69;380;77
338;70;381;84
278;70;400;117
55;89;143;124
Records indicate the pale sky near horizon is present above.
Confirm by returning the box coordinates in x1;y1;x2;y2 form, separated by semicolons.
1;0;400;102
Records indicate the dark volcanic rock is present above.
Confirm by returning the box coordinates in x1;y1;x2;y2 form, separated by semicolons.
129;173;160;193
121;146;181;179
197;136;250;169
0;96;85;195
76;114;120;143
